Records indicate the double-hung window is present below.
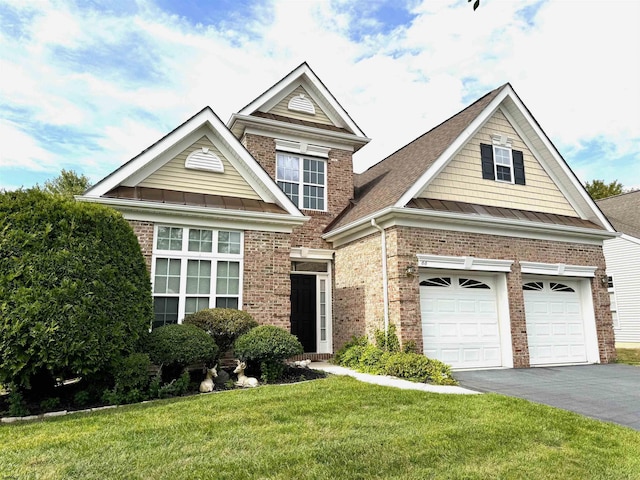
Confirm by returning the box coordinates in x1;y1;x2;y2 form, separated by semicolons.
493;146;513;183
480;142;526;185
152;226;242;329
276;153;326;211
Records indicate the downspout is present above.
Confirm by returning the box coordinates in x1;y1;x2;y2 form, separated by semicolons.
371;218;389;335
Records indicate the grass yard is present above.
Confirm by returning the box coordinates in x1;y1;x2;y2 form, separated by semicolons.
617;348;640;366
1;376;639;480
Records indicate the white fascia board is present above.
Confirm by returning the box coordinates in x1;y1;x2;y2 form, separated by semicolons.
245;126;356;153
236;64;366;138
618;233;640;246
232;114;370;150
85;108;216;197
82;108;303;218
417;254;513;272
520;261;597;277
499;95;615;233
324;206;617;248
290;247;335;260
395;88;511;208
77;196;308;233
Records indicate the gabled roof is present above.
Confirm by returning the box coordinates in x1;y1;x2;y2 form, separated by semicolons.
227;62;370;150
597;190;640;238
327;83;615;234
82;107;303;218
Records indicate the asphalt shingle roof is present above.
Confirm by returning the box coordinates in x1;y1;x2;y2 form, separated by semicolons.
328;84;507;231
596;190;640;238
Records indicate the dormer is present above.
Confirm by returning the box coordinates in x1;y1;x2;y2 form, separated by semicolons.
228;62;370;223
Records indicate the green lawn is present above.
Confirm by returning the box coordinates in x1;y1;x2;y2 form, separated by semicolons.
1;376;639;480
617;348;640;366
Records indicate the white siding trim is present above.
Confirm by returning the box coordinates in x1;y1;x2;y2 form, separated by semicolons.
603;236;640;343
417;254;513;272
520;261;597;277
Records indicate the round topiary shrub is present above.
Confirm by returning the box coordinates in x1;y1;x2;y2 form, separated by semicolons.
184;308;258;353
0;188;153;394
144;324;219;371
233;325;303;383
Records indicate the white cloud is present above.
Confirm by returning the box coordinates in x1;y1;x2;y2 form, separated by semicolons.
0;0;638;190
0;119;57;171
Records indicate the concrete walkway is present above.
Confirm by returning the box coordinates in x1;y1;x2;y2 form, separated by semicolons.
455;364;640;430
311;362;479;395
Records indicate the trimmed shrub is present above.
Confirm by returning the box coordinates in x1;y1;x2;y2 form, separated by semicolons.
184;308;258;353
234;326;303;383
0;189;152;393
384;352;457;385
113;353;152;394
144;324;219;372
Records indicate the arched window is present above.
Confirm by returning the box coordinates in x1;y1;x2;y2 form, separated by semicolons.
419;277;451;287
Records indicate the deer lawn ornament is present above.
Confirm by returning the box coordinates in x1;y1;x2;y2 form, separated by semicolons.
234;360;259;388
199;365;218;393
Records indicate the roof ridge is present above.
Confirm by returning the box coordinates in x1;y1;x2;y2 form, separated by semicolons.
357;83;508;176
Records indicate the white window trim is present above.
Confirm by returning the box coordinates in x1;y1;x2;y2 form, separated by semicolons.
607;274;620;329
290;261;332;354
492;145;514;184
276;152;328;212
151;225;244;326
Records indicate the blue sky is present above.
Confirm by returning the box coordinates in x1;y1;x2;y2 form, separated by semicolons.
1;0;639;191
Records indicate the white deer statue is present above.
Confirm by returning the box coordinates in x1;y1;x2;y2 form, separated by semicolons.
234;360;259;388
199;365;218;393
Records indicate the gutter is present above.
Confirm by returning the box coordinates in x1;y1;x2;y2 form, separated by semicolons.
370;218;389;336
324;206;618;245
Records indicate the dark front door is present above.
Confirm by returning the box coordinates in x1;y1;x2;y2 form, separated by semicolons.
290;274;316;353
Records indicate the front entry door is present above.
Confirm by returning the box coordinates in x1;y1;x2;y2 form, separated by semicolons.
291;274;316;352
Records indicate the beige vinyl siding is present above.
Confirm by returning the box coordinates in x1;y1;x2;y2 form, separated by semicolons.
420;110;577;217
268;86;333;125
604;236;640;344
138;136;261;199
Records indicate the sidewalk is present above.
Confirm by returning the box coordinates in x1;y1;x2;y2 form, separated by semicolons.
311;362;480;395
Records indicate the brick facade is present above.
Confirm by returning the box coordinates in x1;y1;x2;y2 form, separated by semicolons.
243;230;292;328
334;233;386;351
243;133;354;250
128;220;154;270
127;219;293;330
334;226;616;366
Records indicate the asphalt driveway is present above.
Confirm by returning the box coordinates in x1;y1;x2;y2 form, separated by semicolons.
455;364;640;430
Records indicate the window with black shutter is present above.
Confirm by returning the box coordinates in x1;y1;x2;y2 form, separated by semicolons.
479;143;526;185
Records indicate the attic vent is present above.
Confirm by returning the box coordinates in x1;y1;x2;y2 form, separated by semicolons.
185;148;224;173
288;94;315;115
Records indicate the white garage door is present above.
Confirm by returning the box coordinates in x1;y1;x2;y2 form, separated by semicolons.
523;279;587;365
420;274;501;369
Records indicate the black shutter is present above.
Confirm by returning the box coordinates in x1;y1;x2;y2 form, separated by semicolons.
480;144;494;180
513;150;526;185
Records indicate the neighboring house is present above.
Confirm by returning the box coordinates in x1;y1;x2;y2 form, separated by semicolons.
80;63;617;369
596;190;640;347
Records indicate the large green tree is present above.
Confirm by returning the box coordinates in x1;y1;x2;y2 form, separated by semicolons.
584;179;624;200
0;189;152;394
42;169;92;197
